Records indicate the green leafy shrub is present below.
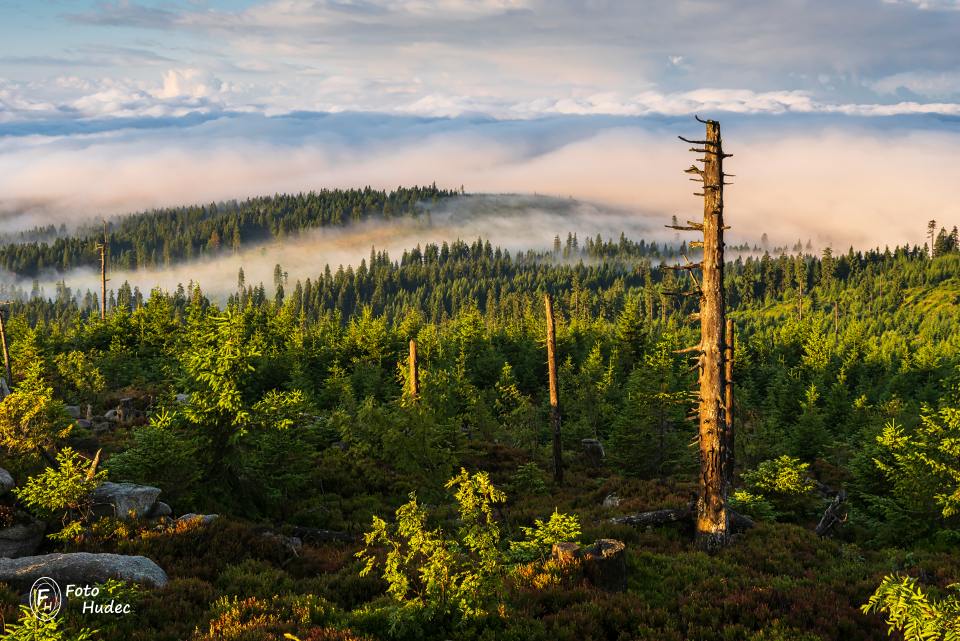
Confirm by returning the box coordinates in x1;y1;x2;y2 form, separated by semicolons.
508;510;581;563
874;408;960;521
106;409;200;508
13;447;106;539
728;490;778;522
861;575;960;641
0;607;96;641
0;362;73;458
508;463;548;496
357;469;507;627
741;455;818;520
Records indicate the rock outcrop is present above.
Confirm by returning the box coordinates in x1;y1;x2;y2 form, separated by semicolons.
91;482;162;521
0;553;168;589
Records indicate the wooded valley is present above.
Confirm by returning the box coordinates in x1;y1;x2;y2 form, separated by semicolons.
0;171;959;639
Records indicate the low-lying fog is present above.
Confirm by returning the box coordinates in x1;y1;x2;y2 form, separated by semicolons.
1;195;677;302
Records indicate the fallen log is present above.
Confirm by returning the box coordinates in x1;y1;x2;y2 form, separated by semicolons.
610;506;754;533
610;508;691;527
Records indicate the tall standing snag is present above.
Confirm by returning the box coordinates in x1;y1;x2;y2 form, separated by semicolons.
96;221;110;321
545;293;563;484
675;117;733;551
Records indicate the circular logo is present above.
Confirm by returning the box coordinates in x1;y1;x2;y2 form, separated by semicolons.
29;577;62;622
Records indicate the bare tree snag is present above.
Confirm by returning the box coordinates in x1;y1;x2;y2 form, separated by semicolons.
676;117;731;551
97;221;110;321
0;303;12;388
408;339;420;400
815;489;847;537
723;318;735;488
545;293;563;484
694;119;728;551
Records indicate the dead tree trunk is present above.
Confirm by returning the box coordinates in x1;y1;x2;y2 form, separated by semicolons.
408;339;420;400
545;293;563;485
673;117;732;551
723;318;735;488
0;304;12;388
695;119;729;551
97;222;109;321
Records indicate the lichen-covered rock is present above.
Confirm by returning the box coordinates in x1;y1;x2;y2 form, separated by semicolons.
91;482;161;521
0;553;168;589
177;513;219;526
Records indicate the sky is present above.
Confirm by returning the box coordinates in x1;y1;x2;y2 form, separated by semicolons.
1;0;959;252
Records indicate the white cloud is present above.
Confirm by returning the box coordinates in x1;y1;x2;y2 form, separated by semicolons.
157;68;223;99
883;0;960;9
870;70;960;98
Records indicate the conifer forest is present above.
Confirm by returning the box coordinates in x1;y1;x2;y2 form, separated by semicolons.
2;2;960;640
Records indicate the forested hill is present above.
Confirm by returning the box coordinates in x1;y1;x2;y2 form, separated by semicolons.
0;185;457;276
1;229;960;639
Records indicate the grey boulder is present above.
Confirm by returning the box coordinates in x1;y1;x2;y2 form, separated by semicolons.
149;502;172;518
0;467;14;496
91;482;161;521
0;518;45;559
0;553;168;589
176;513;218;526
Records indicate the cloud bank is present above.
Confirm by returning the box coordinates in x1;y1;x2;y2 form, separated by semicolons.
0;112;954;251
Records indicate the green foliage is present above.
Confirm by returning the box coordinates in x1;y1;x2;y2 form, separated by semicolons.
52;350;106;406
0;361;73;458
508;463;548;496
608;335;689;478
0;607;97;641
727;490;778;522
508;510;581;563
357;469;507;626
13;447;106;525
874;405;960;520
741;455;818;520
861;575;960;641
106;410;200;507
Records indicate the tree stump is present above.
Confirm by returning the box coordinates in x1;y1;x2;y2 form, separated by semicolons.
580;539;627;592
551;539;627;591
551;541;580;566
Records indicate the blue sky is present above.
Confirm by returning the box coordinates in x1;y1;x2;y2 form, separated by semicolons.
0;1;958;248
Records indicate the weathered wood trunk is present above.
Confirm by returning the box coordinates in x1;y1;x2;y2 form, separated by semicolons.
693;119;729;551
545;293;563;484
408;339;420;400
98;224;108;321
723;318;735;488
0;306;11;388
815;489;848;537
